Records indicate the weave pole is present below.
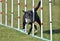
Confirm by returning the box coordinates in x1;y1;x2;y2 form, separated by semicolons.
0;0;2;24
11;0;13;27
18;0;20;30
24;0;27;11
5;0;7;26
40;0;43;38
24;0;27;33
0;0;53;41
32;0;34;36
49;0;52;41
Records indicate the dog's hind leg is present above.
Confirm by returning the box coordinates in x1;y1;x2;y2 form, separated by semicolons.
36;17;41;28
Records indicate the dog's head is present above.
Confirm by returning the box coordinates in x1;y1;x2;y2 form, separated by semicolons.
23;10;33;23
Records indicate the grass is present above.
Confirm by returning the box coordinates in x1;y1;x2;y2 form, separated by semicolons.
0;25;44;41
0;0;60;41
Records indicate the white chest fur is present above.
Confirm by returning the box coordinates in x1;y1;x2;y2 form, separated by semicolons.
25;18;31;23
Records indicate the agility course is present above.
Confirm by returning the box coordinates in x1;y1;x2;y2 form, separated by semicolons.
0;0;60;41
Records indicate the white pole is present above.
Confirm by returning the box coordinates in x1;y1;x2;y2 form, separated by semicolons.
49;0;52;41
40;0;43;38
18;0;20;30
11;0;13;28
5;0;7;26
32;0;34;36
0;0;2;24
24;0;27;33
25;0;27;11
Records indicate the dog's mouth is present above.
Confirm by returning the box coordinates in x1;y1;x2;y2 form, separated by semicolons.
25;18;31;23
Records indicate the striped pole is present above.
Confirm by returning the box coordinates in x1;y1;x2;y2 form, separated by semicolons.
40;0;43;38
18;0;20;30
32;0;34;36
11;0;13;27
24;0;27;11
24;0;27;33
0;0;2;24
49;0;52;41
5;0;8;26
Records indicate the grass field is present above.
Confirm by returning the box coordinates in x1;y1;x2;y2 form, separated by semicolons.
0;0;60;41
0;25;44;41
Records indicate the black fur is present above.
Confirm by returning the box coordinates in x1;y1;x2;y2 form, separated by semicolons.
23;1;41;35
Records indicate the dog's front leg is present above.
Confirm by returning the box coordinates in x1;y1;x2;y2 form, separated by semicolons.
28;23;32;35
23;20;26;30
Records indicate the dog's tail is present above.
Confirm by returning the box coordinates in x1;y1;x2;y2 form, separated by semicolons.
34;1;41;11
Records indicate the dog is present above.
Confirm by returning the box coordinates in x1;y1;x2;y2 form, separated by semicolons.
22;1;41;35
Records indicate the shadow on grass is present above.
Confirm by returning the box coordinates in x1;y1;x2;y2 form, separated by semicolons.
43;29;60;34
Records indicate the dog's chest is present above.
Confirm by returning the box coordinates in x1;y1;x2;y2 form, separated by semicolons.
25;18;31;23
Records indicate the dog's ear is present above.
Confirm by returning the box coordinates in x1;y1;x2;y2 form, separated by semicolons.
22;10;26;13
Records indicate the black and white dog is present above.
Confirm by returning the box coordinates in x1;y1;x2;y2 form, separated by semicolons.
22;1;41;35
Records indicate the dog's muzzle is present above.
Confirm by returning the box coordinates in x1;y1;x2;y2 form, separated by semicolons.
25;18;31;23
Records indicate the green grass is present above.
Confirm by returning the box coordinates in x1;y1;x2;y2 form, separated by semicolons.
0;25;44;41
0;0;60;41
